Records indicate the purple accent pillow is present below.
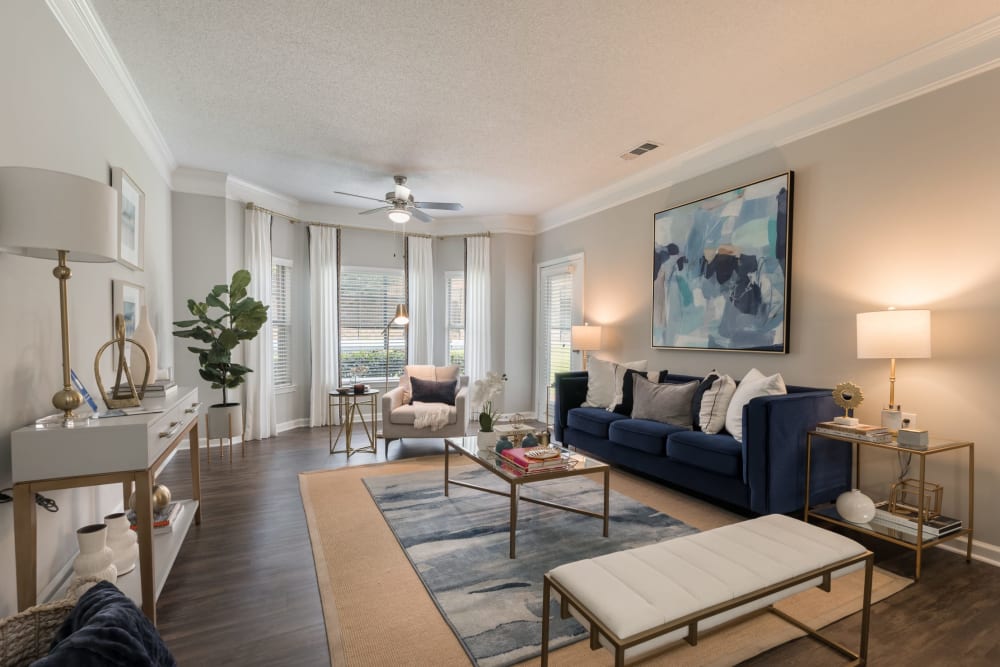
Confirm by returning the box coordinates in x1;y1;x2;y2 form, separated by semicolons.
409;377;458;405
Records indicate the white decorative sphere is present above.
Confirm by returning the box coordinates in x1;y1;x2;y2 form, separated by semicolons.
836;489;876;524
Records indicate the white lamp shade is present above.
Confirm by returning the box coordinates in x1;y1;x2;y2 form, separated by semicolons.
856;310;931;359
0;167;117;262
571;325;602;351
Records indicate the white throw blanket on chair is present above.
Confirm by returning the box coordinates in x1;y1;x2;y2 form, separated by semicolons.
412;403;452;431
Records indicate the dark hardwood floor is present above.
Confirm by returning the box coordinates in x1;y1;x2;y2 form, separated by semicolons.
154;428;1000;665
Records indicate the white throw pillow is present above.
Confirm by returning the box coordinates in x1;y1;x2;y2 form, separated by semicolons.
699;374;737;434
608;360;649;411
583;358;647;409
725;368;787;442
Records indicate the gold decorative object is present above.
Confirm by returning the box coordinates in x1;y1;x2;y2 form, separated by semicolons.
889;478;943;520
128;482;172;513
94;314;150;409
832;381;864;418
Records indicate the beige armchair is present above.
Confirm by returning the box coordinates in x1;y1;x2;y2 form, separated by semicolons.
381;365;469;446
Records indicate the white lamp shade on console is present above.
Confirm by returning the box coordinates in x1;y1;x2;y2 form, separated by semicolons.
0;166;117;262
856;309;931;359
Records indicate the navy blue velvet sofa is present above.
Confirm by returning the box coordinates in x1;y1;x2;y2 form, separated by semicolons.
553;371;850;515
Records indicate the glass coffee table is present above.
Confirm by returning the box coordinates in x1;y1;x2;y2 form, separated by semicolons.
444;436;611;558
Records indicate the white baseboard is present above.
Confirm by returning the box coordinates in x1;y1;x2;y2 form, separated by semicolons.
937;535;1000;568
277;417;310;433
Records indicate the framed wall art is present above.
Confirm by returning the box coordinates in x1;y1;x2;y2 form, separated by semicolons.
111;166;144;270
111;279;144;368
652;172;793;353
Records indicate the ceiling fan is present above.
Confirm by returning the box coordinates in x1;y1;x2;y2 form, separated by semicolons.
334;175;463;223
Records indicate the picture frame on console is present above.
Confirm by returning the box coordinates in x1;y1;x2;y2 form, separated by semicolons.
111;279;144;368
111;166;144;270
652;171;793;353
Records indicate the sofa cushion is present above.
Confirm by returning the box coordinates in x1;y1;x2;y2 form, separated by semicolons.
583;358;647;409
409;377;457;405
698;373;737;435
631;377;698;427
666;430;743;478
608;419;686;456
726;368;786;442
567;407;628;439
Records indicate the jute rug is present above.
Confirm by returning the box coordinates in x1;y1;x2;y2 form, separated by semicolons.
300;456;910;666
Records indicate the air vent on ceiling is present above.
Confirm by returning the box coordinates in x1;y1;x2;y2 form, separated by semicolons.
620;141;660;160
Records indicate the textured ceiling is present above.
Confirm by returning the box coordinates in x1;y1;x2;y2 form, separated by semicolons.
90;0;1000;220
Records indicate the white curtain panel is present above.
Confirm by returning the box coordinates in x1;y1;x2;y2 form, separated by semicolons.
465;236;491;415
309;226;340;427
243;207;277;441
407;235;434;364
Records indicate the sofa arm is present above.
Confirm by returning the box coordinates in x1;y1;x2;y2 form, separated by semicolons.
743;390;849;515
553;371;589;442
382;386;406;418
454;384;469;425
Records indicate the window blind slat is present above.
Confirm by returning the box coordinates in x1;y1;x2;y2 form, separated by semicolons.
340;267;406;385
272;260;292;387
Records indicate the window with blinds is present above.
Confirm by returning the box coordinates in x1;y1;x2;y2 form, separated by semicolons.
271;258;292;388
339;267;406;386
444;271;465;372
541;271;573;386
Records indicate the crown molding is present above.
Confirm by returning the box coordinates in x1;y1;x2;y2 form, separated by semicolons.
225;175;299;213
537;16;1000;233
46;0;176;185
171;167;228;198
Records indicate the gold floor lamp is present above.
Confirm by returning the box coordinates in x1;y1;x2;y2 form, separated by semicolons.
383;303;410;394
0;167;118;424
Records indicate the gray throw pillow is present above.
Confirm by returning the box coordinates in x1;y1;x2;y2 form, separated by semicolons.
631;377;699;427
409;377;458;405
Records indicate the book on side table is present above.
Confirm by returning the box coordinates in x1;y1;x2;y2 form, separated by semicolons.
814;421;893;443
500;447;573;472
127;501;183;534
872;501;962;537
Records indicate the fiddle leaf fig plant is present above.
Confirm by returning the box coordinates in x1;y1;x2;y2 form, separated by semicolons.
173;269;269;405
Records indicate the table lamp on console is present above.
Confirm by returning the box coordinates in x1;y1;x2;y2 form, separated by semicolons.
571;323;602;370
0;166;118;424
856;307;931;431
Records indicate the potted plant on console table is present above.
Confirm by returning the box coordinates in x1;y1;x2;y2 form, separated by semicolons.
172;269;269;441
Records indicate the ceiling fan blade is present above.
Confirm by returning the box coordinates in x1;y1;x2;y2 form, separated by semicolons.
413;201;463;211
359;206;392;215
410;207;434;223
334;191;390;204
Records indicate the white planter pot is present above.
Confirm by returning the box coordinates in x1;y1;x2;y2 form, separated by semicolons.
104;512;138;576
836;489;876;524
477;431;498;452
207;403;243;439
71;523;117;594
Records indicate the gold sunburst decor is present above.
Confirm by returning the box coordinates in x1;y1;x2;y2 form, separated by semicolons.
832;381;864;418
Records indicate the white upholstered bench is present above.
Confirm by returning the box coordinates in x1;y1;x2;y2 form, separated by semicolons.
542;514;873;666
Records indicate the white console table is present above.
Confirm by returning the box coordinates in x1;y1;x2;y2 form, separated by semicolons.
11;387;201;624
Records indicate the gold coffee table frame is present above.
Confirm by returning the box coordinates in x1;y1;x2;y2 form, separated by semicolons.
328;389;379;456
444;436;610;558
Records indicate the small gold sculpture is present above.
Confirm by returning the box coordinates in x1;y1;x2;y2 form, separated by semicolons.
94;314;150;409
832;381;864;419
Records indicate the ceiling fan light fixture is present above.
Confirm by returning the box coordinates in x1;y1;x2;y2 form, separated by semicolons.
388;208;411;224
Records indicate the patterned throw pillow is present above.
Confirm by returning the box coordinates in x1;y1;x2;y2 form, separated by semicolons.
697;374;737;435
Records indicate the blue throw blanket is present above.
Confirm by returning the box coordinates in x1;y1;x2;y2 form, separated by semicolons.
32;582;176;666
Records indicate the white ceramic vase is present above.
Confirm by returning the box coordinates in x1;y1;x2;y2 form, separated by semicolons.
130;305;158;383
477;430;498;452
70;523;117;594
836;489;876;524
104;512;138;576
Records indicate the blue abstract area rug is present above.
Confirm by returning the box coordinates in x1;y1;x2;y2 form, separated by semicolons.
363;467;699;667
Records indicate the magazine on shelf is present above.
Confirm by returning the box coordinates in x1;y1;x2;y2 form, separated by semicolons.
127;501;183;534
872;501;962;536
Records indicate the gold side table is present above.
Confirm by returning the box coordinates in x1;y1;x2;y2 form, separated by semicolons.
328;389;379;456
804;431;974;581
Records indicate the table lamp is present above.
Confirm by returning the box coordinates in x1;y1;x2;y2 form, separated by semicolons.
0;167;118;424
856;308;931;430
571;324;602;370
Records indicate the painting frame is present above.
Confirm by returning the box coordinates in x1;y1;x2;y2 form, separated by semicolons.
111;279;144;369
111;166;144;271
651;171;793;353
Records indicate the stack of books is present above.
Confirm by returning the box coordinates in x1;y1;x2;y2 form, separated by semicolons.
814;421;892;443
872;501;962;537
114;379;177;397
127;501;183;535
500;447;573;473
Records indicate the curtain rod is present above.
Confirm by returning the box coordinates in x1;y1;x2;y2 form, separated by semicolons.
245;202;339;228
246;202;489;238
439;231;491;239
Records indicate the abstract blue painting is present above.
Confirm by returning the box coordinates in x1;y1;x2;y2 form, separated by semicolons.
652;172;792;352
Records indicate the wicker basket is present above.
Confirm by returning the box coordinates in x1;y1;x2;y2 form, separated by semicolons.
0;576;105;667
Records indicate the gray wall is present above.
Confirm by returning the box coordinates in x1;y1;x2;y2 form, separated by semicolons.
0;0;175;616
536;67;1000;553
